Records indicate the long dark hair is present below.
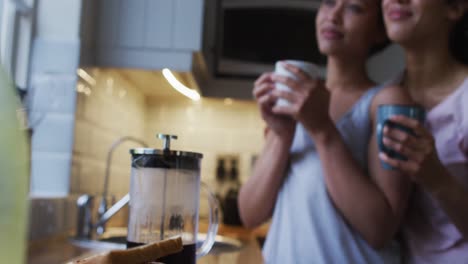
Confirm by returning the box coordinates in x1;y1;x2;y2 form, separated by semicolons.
449;2;468;65
369;2;390;56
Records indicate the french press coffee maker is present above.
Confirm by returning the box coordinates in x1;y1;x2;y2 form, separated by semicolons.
127;134;219;264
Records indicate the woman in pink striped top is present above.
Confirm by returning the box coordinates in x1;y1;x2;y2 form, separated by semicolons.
379;0;468;263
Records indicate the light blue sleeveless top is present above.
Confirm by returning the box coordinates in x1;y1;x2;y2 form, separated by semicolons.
263;85;400;264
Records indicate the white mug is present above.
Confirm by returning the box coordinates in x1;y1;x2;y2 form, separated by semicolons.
274;60;323;107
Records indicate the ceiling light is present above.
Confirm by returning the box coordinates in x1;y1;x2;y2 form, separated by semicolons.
162;68;201;101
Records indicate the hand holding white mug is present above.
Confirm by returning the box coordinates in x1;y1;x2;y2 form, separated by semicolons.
252;72;296;139
271;61;331;134
274;60;323;107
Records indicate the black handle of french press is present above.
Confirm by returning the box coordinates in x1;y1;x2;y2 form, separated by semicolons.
157;134;178;151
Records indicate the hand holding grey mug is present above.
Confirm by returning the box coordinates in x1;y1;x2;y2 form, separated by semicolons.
377;104;426;170
274;60;323;107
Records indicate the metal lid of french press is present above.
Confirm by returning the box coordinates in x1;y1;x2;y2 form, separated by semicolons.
130;134;203;169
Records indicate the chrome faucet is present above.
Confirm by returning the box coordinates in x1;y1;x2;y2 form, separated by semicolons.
76;136;147;239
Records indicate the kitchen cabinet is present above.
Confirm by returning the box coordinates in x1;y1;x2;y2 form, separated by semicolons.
81;0;204;71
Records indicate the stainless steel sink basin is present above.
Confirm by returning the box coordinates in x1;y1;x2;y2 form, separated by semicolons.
70;230;243;255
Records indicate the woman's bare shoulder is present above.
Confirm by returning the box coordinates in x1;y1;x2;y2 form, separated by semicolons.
371;85;414;110
375;85;413;105
368;85;415;122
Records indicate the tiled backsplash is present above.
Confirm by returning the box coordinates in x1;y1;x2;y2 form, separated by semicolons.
72;68;146;200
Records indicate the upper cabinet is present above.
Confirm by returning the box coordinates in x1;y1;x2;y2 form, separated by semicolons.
80;0;204;71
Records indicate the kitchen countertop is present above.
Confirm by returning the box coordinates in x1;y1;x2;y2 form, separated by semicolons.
27;223;268;264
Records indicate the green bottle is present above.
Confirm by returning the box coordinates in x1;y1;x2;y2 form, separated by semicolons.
0;65;29;264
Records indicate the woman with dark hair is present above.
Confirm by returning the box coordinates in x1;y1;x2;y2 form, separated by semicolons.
380;0;468;262
238;0;415;263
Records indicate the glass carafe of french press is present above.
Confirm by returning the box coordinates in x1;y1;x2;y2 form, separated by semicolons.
127;134;219;264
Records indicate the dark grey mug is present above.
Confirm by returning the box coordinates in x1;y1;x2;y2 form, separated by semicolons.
377;104;426;170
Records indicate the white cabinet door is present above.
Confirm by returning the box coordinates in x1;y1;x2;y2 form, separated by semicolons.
118;0;146;48
98;0;203;50
93;0;204;71
98;0;174;49
173;0;204;50
144;0;173;49
97;0;119;47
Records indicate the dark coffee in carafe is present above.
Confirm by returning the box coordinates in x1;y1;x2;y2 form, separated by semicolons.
127;241;196;264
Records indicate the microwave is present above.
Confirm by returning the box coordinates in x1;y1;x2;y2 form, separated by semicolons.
214;0;326;79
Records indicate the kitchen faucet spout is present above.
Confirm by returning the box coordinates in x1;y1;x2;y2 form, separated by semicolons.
97;136;148;235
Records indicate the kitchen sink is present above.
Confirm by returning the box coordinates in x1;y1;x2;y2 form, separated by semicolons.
70;230;244;255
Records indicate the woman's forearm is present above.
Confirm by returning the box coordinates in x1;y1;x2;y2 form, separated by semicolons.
238;131;293;228
311;123;408;248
